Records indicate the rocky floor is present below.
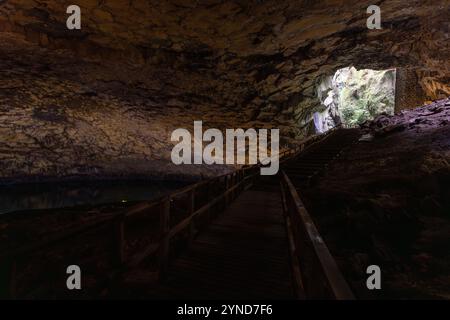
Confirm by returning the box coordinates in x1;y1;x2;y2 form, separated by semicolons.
305;98;450;299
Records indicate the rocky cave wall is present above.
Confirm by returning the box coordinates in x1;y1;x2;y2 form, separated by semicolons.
395;67;431;112
0;0;448;181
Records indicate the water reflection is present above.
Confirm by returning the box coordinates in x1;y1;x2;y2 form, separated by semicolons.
0;180;187;214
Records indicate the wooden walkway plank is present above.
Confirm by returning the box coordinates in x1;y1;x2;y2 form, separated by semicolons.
140;186;295;299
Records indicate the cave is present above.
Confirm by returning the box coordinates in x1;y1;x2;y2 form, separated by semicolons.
0;0;449;302
314;66;396;133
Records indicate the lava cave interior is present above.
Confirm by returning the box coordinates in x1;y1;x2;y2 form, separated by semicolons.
0;0;449;300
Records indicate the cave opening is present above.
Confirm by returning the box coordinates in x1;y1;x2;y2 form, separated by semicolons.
314;67;397;133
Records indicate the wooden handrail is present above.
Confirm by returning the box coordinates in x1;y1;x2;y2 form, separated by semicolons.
1;129;334;298
280;171;355;300
1;164;259;297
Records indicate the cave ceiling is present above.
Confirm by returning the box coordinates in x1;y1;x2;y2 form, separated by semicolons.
0;0;448;180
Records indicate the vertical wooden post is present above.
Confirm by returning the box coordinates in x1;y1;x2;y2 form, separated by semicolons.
205;182;212;222
115;215;125;267
9;259;17;299
237;171;241;193
158;198;170;281
225;175;230;206
240;170;244;191
231;173;236;200
237;172;241;193
187;189;195;245
219;176;225;211
236;170;242;192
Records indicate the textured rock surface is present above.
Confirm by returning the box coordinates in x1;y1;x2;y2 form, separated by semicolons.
305;98;450;299
0;0;449;180
314;67;396;131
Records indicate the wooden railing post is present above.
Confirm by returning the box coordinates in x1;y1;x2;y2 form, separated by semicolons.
158;198;170;281
220;176;226;210
205;182;212;222
115;214;126;267
239;170;243;192
187;189;195;245
225;175;230;206
231;172;237;200
8;259;17;299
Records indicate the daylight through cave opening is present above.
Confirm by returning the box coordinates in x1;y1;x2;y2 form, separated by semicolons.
314;67;397;133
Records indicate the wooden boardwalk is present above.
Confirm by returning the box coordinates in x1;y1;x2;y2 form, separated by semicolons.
140;181;295;299
2;129;358;299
